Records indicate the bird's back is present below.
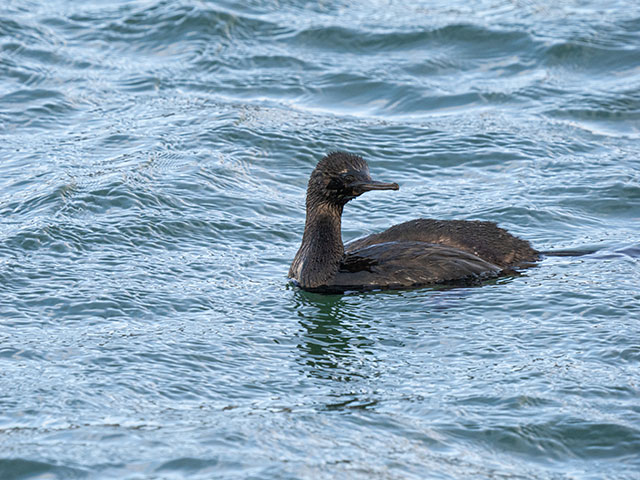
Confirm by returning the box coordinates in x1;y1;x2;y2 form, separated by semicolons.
345;218;539;269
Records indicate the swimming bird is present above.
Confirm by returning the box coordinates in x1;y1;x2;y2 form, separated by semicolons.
289;152;539;293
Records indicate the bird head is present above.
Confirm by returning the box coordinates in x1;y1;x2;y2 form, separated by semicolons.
307;152;399;207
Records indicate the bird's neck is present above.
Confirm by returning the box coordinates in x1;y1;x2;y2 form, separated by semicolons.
290;200;345;289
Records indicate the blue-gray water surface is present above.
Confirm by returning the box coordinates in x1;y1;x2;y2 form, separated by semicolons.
1;1;640;479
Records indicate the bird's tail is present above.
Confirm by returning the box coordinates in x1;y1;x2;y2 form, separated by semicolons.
540;248;600;257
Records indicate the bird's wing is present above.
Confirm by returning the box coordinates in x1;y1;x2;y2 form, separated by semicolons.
323;241;501;292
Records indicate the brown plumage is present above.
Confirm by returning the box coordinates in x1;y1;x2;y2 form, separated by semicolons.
289;152;539;293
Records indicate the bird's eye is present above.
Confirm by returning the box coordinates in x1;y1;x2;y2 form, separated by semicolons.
327;178;342;190
343;174;356;184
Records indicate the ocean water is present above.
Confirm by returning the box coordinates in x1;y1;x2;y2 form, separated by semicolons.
1;0;639;478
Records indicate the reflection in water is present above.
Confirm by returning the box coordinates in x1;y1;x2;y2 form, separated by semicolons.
290;290;385;411
286;279;527;412
288;281;491;383
291;290;375;382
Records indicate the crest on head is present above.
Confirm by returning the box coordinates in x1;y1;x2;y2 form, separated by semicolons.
313;152;369;177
